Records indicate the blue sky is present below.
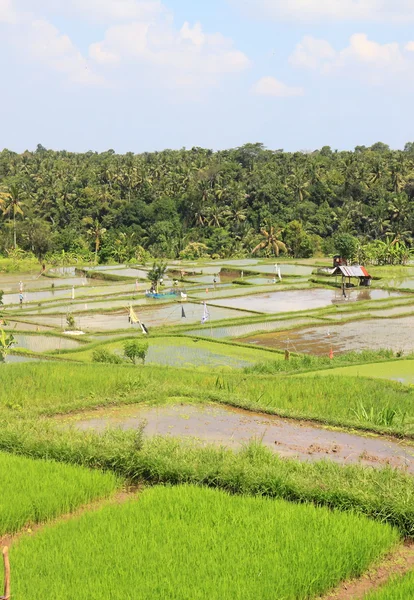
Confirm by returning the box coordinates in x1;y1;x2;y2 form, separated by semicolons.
1;0;414;153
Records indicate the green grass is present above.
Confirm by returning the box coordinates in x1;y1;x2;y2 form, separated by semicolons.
55;335;283;367
5;485;399;600
297;359;414;385
1;425;414;536
0;452;120;535
364;570;414;599
1;363;414;437
246;349;401;374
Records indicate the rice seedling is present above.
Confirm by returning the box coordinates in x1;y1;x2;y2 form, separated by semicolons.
363;569;414;599
5;486;400;600
1;424;414;536
0;452;120;535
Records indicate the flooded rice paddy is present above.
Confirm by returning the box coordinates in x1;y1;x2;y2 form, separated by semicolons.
22;303;255;331
138;345;251;368
186;318;325;339
72;403;414;472
210;288;404;314
239;316;414;355
13;334;82;352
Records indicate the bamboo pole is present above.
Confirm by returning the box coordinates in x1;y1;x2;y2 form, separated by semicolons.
2;546;10;600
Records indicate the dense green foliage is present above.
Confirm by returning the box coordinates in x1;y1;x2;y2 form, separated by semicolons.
0;451;119;535
0;143;413;261
5;486;399;600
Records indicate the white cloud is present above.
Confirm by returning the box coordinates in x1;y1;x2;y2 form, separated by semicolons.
89;15;251;88
0;0;17;23
27;19;103;85
252;76;304;97
14;0;167;23
234;0;414;23
289;37;336;70
3;0;250;91
290;33;413;85
0;2;103;85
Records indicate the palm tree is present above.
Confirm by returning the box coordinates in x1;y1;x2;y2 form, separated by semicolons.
252;226;287;257
84;218;107;265
288;167;310;202
1;184;25;249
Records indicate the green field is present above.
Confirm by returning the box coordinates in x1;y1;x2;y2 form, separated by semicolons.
5;486;399;600
55;335;283;368
298;359;414;385
0;452;120;535
364;570;414;599
1;362;413;437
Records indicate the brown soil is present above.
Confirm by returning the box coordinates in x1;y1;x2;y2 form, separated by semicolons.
0;483;141;551
320;541;414;599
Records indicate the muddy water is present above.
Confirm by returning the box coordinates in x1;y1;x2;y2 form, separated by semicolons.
240;316;414;355
211;288;404;314
73;404;414;472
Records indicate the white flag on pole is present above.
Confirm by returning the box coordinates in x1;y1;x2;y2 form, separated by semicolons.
201;302;210;324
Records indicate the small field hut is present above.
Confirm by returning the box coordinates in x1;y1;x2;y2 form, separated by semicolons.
331;265;372;288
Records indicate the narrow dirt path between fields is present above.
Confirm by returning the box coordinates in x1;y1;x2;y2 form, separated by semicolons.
320;541;414;599
0;484;141;550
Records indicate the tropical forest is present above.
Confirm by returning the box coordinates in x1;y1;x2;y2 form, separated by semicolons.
0;141;413;266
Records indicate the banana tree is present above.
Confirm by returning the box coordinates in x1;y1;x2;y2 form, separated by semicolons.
0;330;15;362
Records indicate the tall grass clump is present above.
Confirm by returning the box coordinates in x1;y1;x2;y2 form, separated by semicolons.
6;486;399;600
0;452;120;535
246;349;399;375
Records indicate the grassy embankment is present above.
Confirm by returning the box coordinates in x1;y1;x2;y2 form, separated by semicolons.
1;362;413;435
1;363;414;536
0;451;120;536
364;570;414;599
4;486;399;600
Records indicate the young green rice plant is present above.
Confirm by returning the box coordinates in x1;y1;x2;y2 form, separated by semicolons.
1;423;414;537
0;452;120;535
5;486;400;600
363;570;414;599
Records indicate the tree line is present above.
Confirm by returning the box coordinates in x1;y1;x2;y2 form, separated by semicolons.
0;141;413;264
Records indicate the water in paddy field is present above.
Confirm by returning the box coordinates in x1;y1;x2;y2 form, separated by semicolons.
210;288;405;314
379;278;414;290
126;344;251;368
0;275;91;294
90;268;151;279
2;355;40;364
246;264;315;276
186;317;324;339
240;315;414;355
71;404;414;473
12;334;82;352
22;303;256;331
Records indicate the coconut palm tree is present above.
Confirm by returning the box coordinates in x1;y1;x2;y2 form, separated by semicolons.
1;184;25;249
252;226;287;257
83;218;107;265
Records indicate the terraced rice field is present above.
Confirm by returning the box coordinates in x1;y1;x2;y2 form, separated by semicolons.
0;452;119;535
5;486;399;600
